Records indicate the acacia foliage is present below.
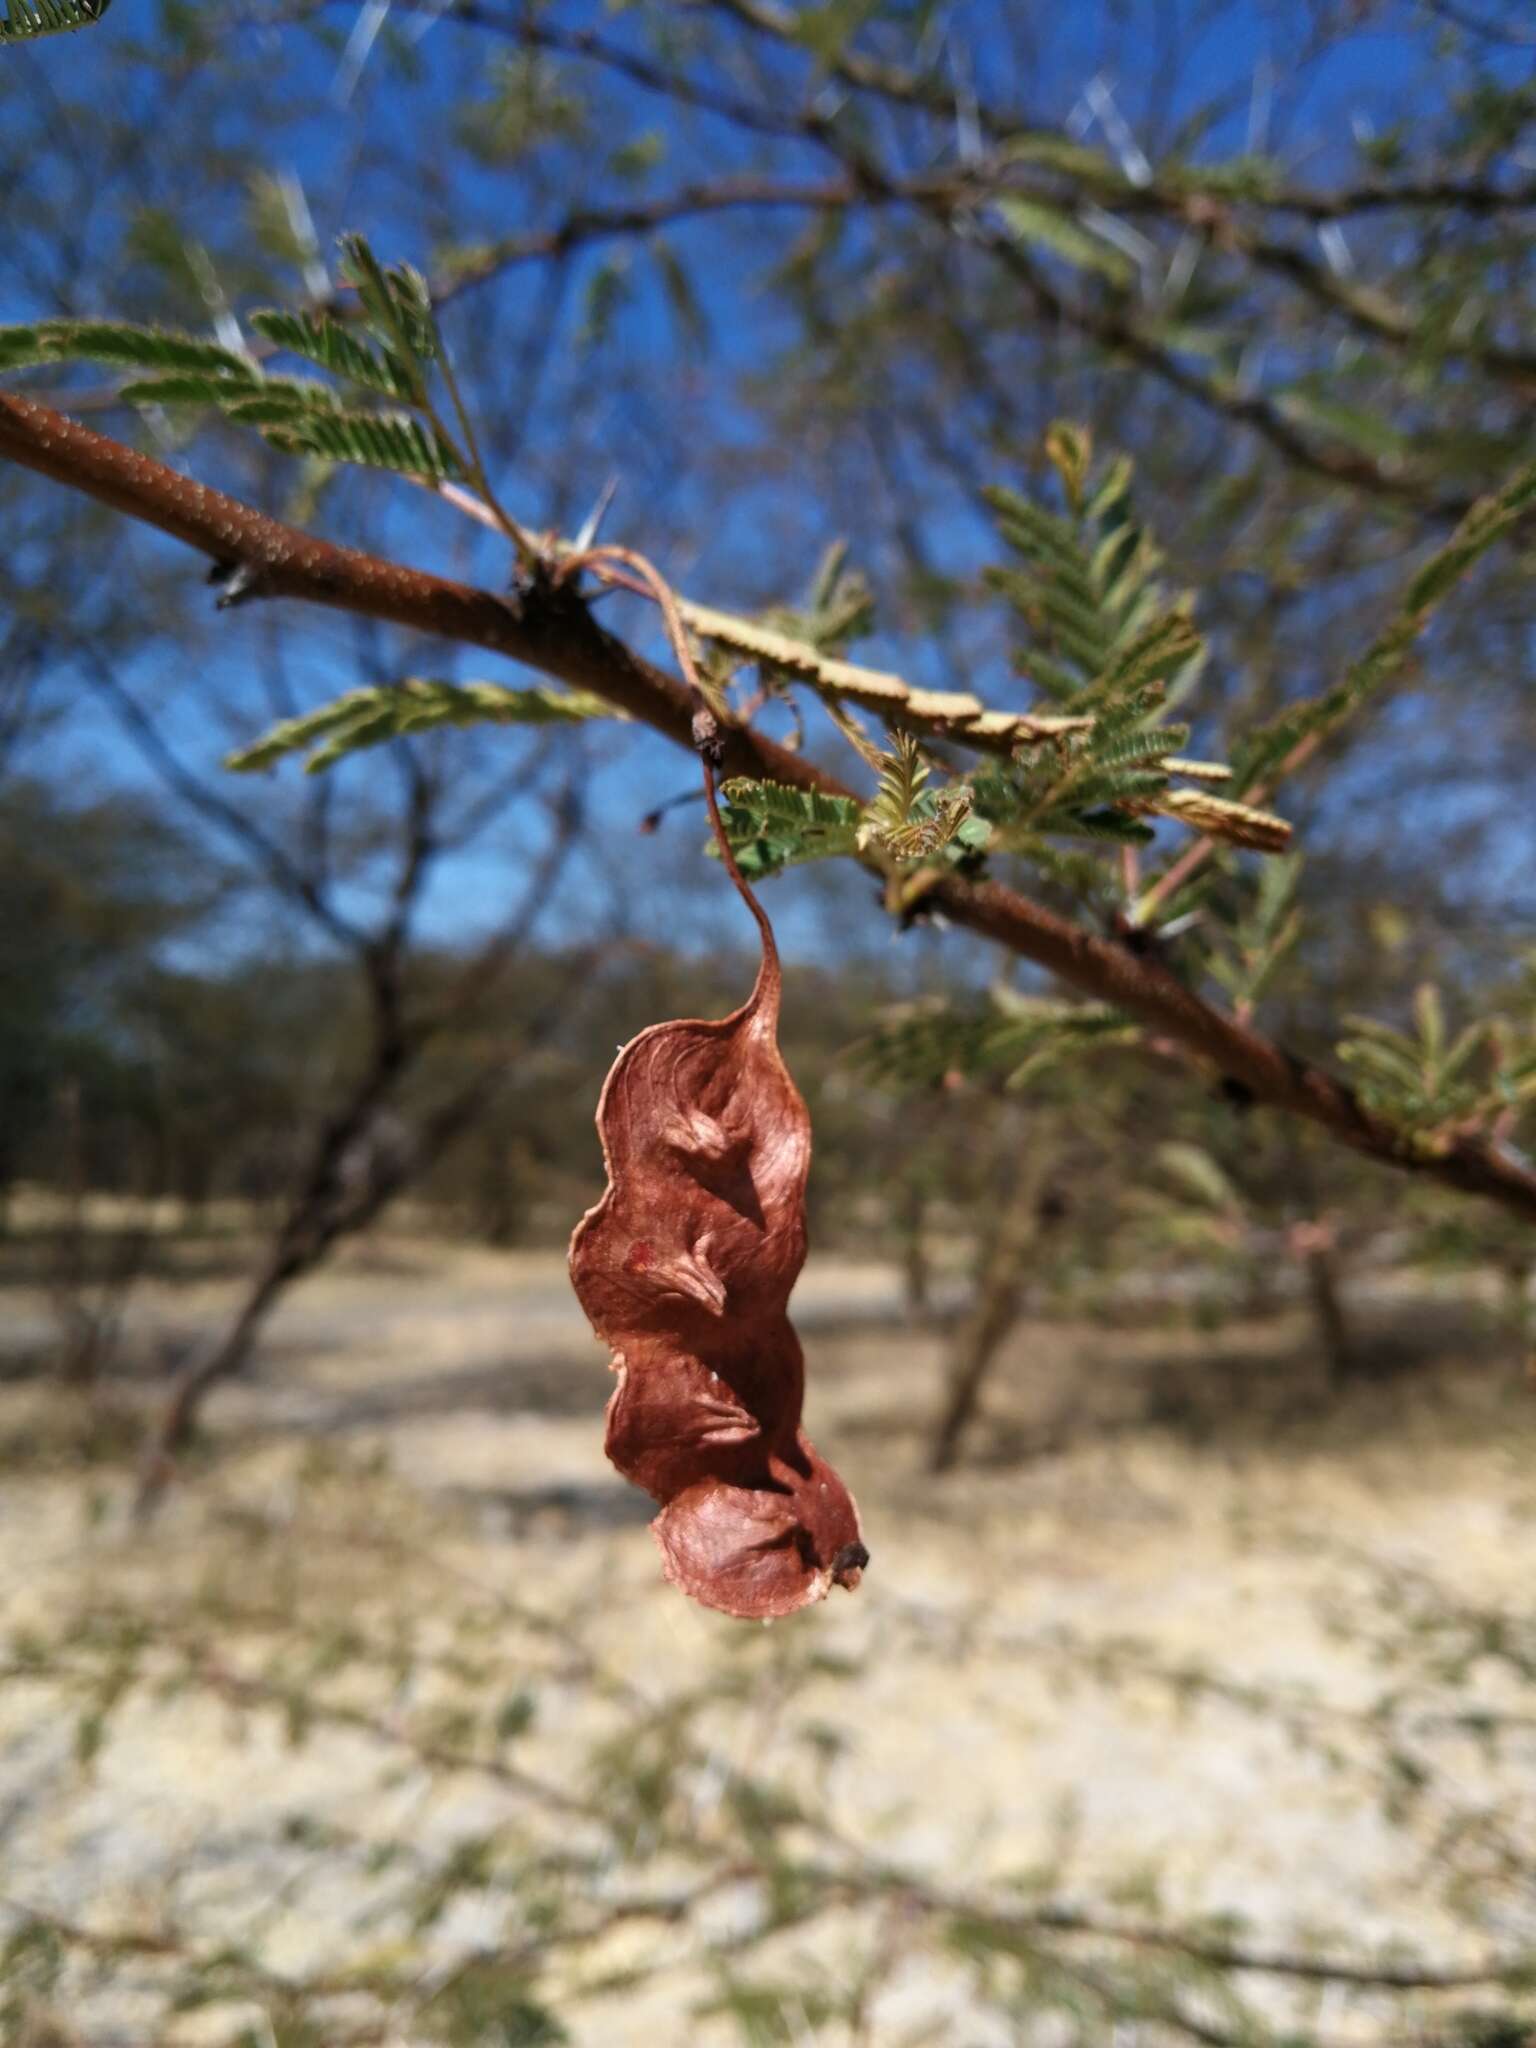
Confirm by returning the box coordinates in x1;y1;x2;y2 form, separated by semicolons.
6;255;1536;1186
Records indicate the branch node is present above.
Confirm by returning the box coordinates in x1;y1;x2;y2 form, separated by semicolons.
691;703;726;767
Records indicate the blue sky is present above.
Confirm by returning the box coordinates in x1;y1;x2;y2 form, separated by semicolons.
3;0;1528;969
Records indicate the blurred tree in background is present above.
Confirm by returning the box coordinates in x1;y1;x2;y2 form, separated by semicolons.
3;0;1536;1450
3;6;1536;2045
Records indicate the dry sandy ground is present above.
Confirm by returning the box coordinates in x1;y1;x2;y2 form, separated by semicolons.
2;1242;1535;2045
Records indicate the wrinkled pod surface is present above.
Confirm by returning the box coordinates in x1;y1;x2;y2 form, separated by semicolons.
569;931;866;1619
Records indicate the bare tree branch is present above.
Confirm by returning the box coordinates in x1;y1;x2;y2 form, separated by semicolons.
133;769;587;1511
692;0;1536;219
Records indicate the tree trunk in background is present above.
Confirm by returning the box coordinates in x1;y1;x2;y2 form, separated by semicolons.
1304;1240;1354;1389
477;1124;518;1248
927;1167;1056;1474
899;1177;931;1323
476;1131;535;1248
1500;1257;1533;1356
134;1094;387;1514
134;1038;465;1515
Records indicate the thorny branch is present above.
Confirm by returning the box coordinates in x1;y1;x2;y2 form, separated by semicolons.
3;390;1536;1222
403;0;1520;510
223;0;1530;516
690;0;1536;218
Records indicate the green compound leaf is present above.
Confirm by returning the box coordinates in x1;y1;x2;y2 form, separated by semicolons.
0;320;251;377
259;408;462;480
717;779;863;881
1236;456;1536;795
857;988;1136;1093
0;0;114;41
227;679;618;776
249;309;420;404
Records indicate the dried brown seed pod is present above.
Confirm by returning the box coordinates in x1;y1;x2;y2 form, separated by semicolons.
568;771;866;1620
